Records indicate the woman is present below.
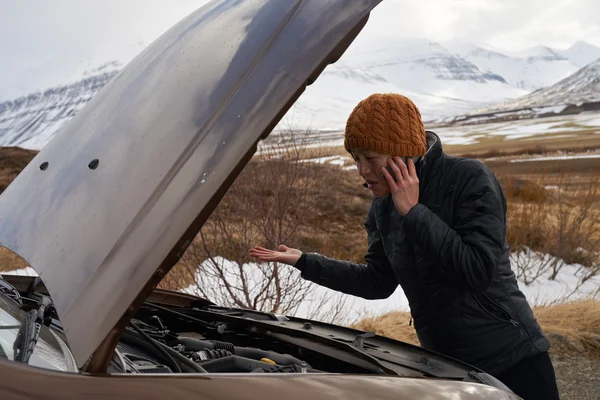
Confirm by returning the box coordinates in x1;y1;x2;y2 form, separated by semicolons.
249;93;559;399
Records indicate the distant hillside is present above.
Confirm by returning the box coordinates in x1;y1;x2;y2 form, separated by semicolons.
435;58;600;126
0;65;120;149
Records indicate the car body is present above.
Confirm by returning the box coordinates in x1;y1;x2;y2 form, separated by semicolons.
0;0;520;398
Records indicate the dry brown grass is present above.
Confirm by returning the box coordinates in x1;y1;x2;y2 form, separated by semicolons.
0;147;38;272
350;310;419;346
535;299;600;358
451;144;600;161
350;300;600;359
0;146;37;194
502;171;600;271
266;128;600;162
442;129;600;158
0;247;30;272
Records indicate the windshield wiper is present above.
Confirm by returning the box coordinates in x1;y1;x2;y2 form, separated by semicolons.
13;295;52;363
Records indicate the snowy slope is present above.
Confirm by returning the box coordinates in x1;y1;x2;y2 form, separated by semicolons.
280;61;486;131
0;40;147;102
470;59;600;114
448;43;581;92
557;41;600;68
343;39;528;104
0;65;121;149
278;38;530;130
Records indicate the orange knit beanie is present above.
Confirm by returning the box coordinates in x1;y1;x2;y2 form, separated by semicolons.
344;93;427;157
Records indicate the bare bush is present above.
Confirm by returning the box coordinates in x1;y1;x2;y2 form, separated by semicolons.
549;173;600;280
504;170;600;288
511;247;555;285
178;129;350;323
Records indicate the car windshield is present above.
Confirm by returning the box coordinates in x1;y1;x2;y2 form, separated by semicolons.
0;291;77;372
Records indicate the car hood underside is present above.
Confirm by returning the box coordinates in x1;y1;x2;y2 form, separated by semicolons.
0;0;383;370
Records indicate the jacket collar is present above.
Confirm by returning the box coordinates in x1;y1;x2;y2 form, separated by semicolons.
416;130;443;184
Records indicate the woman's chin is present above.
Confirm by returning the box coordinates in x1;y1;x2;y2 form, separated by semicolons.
370;183;390;198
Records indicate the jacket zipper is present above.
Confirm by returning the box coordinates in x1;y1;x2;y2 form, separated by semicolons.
482;293;519;326
472;293;519;327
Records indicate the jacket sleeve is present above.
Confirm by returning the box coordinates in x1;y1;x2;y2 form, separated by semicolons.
294;204;398;300
402;161;506;293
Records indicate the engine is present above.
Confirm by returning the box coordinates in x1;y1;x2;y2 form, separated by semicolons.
108;310;325;375
111;333;320;374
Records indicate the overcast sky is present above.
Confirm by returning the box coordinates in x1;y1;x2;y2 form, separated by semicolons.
2;0;600;100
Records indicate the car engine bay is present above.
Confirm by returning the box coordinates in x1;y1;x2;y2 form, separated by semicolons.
111;302;379;375
0;274;517;395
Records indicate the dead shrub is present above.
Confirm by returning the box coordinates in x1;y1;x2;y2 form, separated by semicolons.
499;175;548;203
505;170;600;285
162;130;351;323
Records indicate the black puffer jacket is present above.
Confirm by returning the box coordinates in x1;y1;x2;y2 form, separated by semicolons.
294;131;550;376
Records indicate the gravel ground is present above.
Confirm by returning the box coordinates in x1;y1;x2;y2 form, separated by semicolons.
552;354;600;400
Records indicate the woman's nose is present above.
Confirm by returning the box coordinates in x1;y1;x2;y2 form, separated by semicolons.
358;161;371;177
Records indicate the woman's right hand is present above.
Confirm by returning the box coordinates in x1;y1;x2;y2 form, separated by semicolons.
248;244;302;266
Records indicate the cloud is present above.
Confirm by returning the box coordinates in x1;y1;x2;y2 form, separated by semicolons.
364;0;600;51
1;0;599;100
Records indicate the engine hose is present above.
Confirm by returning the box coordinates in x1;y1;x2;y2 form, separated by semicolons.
176;337;311;368
160;341;209;373
209;340;235;353
129;321;182;373
122;329;207;373
193;349;232;361
121;329;182;372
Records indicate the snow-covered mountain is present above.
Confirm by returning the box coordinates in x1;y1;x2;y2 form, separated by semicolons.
282;39;530;131
1;39;599;149
349;39;526;101
447;43;582;92
557;41;600;68
436;59;600;125
484;59;600;111
0;64;121;149
281;61;483;131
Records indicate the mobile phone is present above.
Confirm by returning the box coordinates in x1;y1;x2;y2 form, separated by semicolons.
383;164;397;182
383;157;408;181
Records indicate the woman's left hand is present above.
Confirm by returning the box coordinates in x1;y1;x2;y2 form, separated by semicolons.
381;157;420;216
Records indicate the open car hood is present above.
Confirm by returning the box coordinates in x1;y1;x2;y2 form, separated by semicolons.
0;0;382;370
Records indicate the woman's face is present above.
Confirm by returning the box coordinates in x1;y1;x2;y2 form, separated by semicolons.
350;148;394;198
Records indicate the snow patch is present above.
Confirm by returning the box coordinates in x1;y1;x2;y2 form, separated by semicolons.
1;249;597;324
298;156;350;166
511;153;600;163
0;266;38;276
512;250;600;305
532;105;568;114
521;134;577;141
176;251;598;323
